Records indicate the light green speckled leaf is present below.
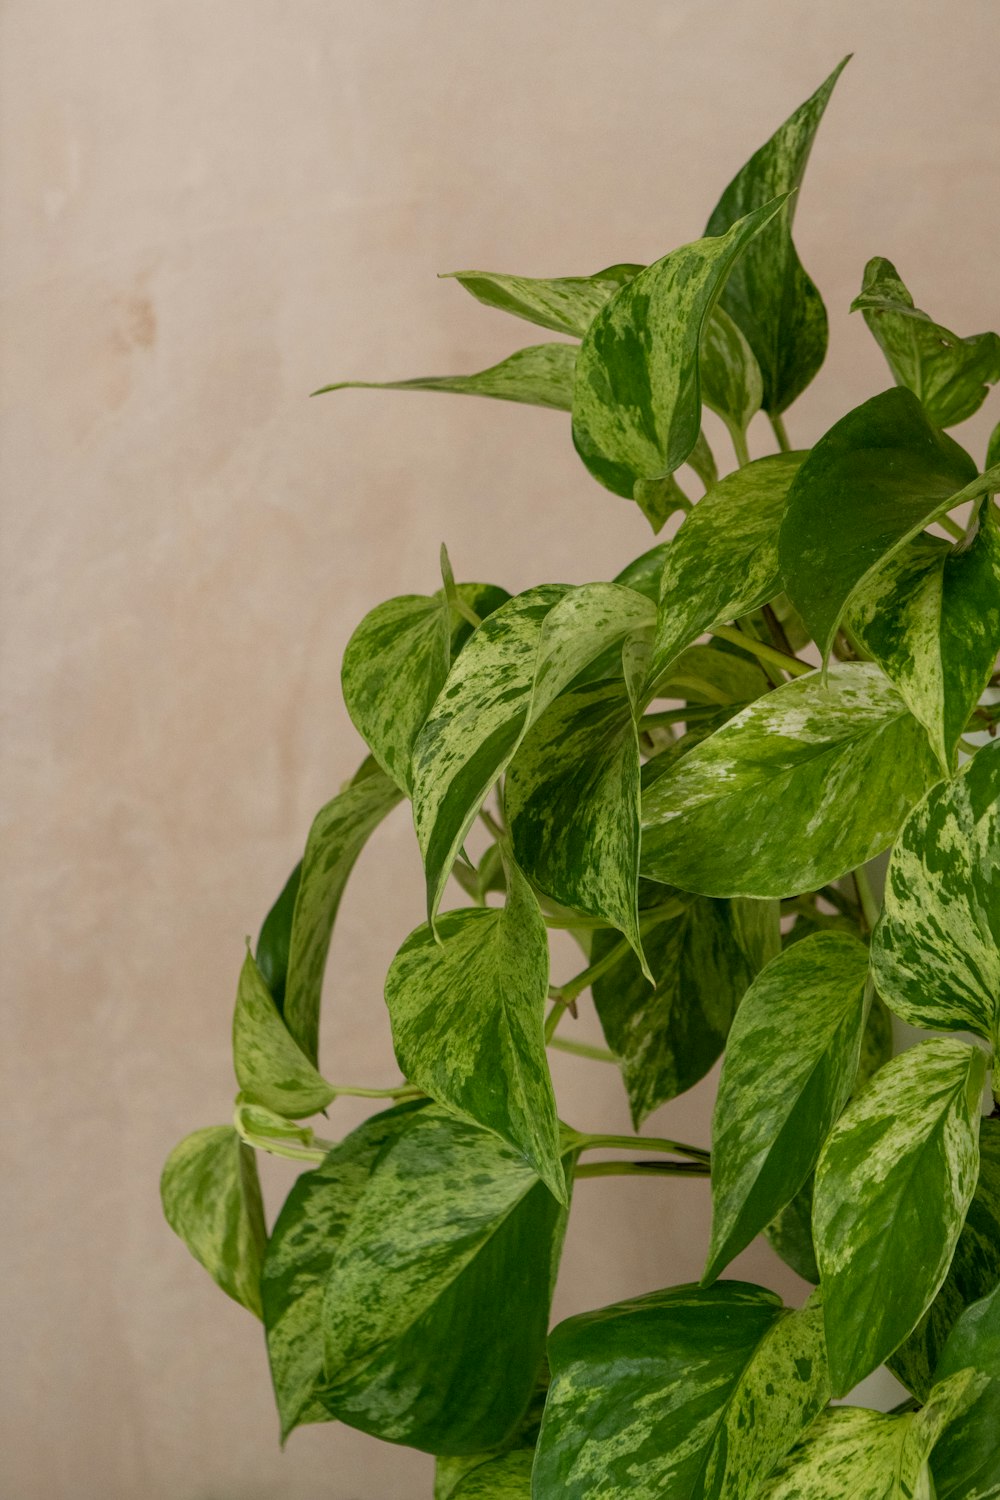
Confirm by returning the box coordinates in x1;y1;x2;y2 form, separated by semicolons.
852;257;1000;428
282;759;403;1065
571;198;788;501
384;854;563;1202
591;896;757;1127
646;452;803;692
444;263;641;339
847;509;1000;773
705;932;870;1284
412;583;653;921
871;742;1000;1049
534;1283;829;1500
705;59;849;414
450;1450;533;1498
813;1037;986;1396
313;341;577;411
757;1369;983;1499
161;1125;266;1319
321;1109;571;1454
342;583;510;794
232;950;335;1118
641;662;938;899
779;385;989;663
701;304;764;448
932;1283;1000;1499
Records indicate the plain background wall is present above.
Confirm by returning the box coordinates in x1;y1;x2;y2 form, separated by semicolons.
2;2;998;1495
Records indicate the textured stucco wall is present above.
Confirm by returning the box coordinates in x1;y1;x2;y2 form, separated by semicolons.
2;3;998;1496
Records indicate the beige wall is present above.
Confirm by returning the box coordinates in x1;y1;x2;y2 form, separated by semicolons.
2;2;997;1495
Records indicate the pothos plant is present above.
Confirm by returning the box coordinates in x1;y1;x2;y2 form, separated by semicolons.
163;59;1000;1498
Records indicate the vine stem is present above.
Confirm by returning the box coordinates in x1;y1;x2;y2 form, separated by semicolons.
573;1160;711;1180
709;624;813;679
853;865;881;933
548;1036;618;1062
936;513;966;542
732;427;752;469
330;1082;424;1100
571;1131;710;1164
770;413;792;453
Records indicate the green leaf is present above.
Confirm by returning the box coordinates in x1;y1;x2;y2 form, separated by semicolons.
506;678;645;967
444;262;641;338
313;341;577;411
852;256;1000;428
591;896;756;1126
847;508;1000;772
705;58;849;414
813;1037;986;1396
757;1368;983;1500
765;1177;820;1286
571;198;789;501
871;742;1000;1050
435;1369;547;1499
700;304;764;448
534;1283;830;1499
282;759;403;1065
342;583;509;793
262;1103;426;1438
232;950;335;1118
646;452;803;691
779;385;985;662
449;1450;533;1498
161;1125;266;1319
321;1109;571;1454
932;1284;1000;1499
641;662;938;899
384;853;564;1202
412;583;653;921
988;422;1000;471
256;860;300;1012
705;931;870;1284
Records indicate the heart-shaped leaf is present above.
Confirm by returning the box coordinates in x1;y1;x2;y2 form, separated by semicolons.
232;950;336;1118
161;1125;266;1318
931;1284;1000;1500
313;341;577;411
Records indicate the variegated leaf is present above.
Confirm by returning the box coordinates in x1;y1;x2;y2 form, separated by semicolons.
871;742;1000;1049
321;1109;571;1454
701;304;764;449
847;510;1000;772
534;1283;829;1499
571;199;788;501
313;341;577;411
641;662;938;899
814;1037;986;1396
779;385;988;662
852;257;1000;428
449;1450;533;1498
161;1125;266;1318
705;58;849;414
282;759;403;1064
435;1372;546;1500
591;895;757;1127
412;583;653;921
932;1283;1000;1500
705;932;870;1284
757;1369;983;1499
255;859;300;1012
444;262;641;338
342;583;510;793
384;854;564;1202
646;452;803;692
232;950;335;1118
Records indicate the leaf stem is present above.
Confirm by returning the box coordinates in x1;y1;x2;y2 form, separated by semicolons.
853;865;881;933
936;513;966;542
732;427;752;469
709;624;813;678
573;1160;711;1180
331;1082;425;1100
769;413;792;453
440;542;482;628
548;1036;618;1063
573;1131;710;1163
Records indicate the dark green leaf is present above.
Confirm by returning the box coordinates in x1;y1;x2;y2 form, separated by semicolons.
232;950;335;1118
852;256;1000;427
705;932;870;1284
765;1178;820;1286
444;263;641;338
256;860;301;1011
706;58;849;414
434;1369;546;1500
932;1284;1000;1499
313;341;577;411
571;199;788;501
641;662;938;899
161;1126;266;1319
813;1037;986;1396
988;422;1000;471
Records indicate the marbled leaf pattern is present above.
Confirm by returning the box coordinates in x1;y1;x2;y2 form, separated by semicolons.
232;949;335;1118
931;1283;1000;1499
161;1125;266;1319
313;341;577;411
700;302;764;446
444;262;641;338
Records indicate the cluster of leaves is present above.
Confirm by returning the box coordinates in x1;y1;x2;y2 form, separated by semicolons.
163;60;1000;1498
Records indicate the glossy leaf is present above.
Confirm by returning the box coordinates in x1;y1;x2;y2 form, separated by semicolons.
161;1126;266;1319
705;932;870;1283
641;662;938;899
591;896;757;1126
571;199;788;500
321;1109;570;1453
256;860;301;1012
282;759;403;1064
701;304;764;447
852;256;1000;427
384;854;564;1202
847;508;1000;771
232;950;335;1118
871;742;1000;1049
706;58;849;414
779;385;985;662
765;1178;820;1286
932;1284;1000;1499
435;1372;546;1500
646;452;803;691
412;583;653;921
813;1037;986;1395
313;341;577;411
534;1283;829;1499
444;262;641;338
450;1451;533;1498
